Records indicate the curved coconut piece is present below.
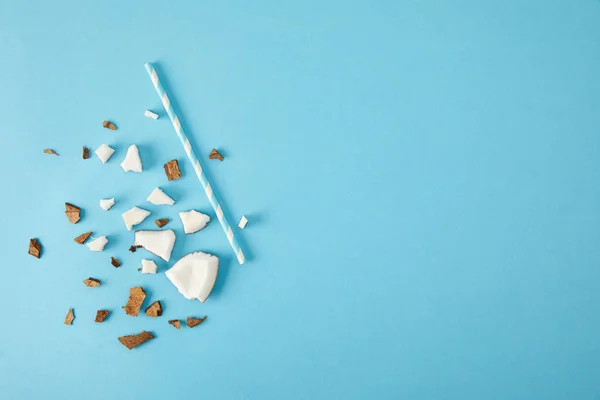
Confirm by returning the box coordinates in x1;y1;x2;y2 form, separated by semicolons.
120;144;143;172
95;144;115;164
179;210;210;234
134;230;176;262
122;206;151;231
165;252;219;303
100;198;115;211
87;236;108;252
147;187;175;205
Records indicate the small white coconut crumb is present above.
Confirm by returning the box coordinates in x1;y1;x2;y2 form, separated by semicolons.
87;236;108;252
120;144;143;172
238;215;248;229
122;206;151;231
141;259;158;274
179;210;210;234
144;110;159;120
146;187;175;206
165;252;219;303
100;198;115;211
95;144;115;164
134;229;176;262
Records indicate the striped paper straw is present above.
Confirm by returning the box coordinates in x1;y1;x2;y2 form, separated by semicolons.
144;62;245;265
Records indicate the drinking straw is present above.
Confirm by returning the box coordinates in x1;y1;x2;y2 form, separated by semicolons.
144;62;245;264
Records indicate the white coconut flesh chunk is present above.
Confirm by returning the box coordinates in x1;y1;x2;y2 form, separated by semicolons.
141;259;158;274
120;144;143;172
165;252;219;303
122;206;151;231
87;236;108;252
146;187;175;206
134;229;176;262
144;110;159;120
179;210;210;234
100;198;115;211
95;144;115;164
238;215;248;229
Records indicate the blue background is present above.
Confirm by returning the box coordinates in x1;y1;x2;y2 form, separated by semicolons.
1;1;599;399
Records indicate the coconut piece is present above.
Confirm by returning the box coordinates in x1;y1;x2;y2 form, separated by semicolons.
82;146;90;159
95;310;109;323
164;160;182;180
122;206;151;231
186;316;206;328
208;148;223;161
100;198;115;211
134;230;176;262
179;210;210;234
165;252;219;303
146;187;175;206
168;320;181;329
155;218;169;228
87;236;108;252
83;278;101;287
129;245;138;253
118;331;154;350
120;144;143;172
141;259;158;274
123;286;146;316
44;149;58;156
65;203;81;224
144;110;159;120
111;257;121;268
238;215;248;229
102;120;117;130
74;232;93;244
145;301;162;317
28;238;42;258
95;144;115;164
64;308;75;325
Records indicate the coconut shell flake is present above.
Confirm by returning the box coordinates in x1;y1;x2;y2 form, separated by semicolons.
28;238;42;258
65;203;81;224
118;331;154;350
83;278;101;287
74;232;93;244
155;218;170;228
186;316;207;328
44;149;58;156
208;148;223;161
82;146;90;159
124;287;146;316
102;120;117;130
95;310;109;323
145;301;163;318
64;308;75;325
168;320;181;329
111;257;121;268
164;160;182;181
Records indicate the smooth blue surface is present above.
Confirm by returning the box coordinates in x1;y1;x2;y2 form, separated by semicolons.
1;1;599;399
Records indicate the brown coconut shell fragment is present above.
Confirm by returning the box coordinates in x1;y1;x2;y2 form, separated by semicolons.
155;218;170;228
95;310;109;323
83;278;101;287
186;316;207;328
208;148;224;161
123;286;146;316
28;238;42;258
74;231;93;244
82;146;90;159
145;301;163;318
118;331;154;350
168;320;181;329
111;257;121;268
102;120;117;130
44;149;58;156
164;160;182;181
64;308;75;325
65;203;81;224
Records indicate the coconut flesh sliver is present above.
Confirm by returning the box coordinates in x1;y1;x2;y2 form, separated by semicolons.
134;229;176;262
165;252;219;303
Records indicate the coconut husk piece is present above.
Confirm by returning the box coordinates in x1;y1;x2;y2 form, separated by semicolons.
164;160;182;180
186;316;207;328
65;203;81;224
64;308;75;325
82;146;90;159
145;301;163;318
123;287;146;316
208;148;224;161
83;278;101;287
111;257;121;268
155;218;169;228
102;120;117;130
168;320;181;329
118;331;154;350
95;310;109;323
129;245;143;253
74;231;93;244
44;149;58;156
28;238;42;258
